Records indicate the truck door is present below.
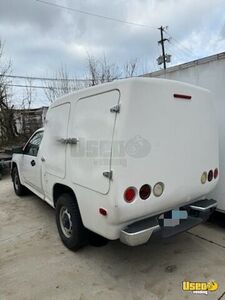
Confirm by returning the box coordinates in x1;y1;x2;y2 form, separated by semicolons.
41;103;70;200
22;130;44;195
68;90;120;194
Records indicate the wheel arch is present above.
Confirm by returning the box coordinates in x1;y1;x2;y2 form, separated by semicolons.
11;157;23;179
11;161;17;170
11;161;18;178
11;161;17;169
53;183;78;208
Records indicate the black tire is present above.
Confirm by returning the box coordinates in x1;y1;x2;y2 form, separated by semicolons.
12;167;27;196
55;193;88;251
88;230;109;247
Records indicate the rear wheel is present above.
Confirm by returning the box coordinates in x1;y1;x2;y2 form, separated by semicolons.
56;193;88;251
12;167;27;196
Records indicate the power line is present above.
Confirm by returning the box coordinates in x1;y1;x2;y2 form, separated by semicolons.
1;74;92;82
6;81;122;90
35;0;157;30
6;77;131;89
6;83;57;90
2;73;133;83
166;44;187;62
164;30;195;58
169;39;193;59
166;38;192;61
1;73;130;82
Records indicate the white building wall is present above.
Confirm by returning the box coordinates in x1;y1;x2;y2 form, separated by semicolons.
144;53;225;211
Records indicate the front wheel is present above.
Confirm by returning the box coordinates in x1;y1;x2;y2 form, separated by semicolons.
55;193;88;251
12;167;27;196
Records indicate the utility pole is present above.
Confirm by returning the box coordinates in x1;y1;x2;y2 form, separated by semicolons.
157;26;171;69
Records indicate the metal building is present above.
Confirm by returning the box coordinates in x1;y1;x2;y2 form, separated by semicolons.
143;52;225;212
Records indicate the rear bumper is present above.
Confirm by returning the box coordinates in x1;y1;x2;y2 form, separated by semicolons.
120;199;217;246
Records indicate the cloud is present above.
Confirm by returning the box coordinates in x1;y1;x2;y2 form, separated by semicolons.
0;0;225;105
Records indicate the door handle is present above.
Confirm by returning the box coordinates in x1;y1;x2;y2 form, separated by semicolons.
41;157;46;162
58;138;79;145
31;160;36;167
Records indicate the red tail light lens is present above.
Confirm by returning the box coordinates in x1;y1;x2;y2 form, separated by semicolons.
214;168;218;179
139;184;151;200
124;187;136;203
208;170;213;182
99;208;107;216
173;93;192;100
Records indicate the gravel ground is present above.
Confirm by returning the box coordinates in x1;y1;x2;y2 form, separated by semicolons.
1;175;225;300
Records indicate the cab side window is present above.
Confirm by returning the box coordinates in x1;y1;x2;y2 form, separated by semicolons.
24;131;44;157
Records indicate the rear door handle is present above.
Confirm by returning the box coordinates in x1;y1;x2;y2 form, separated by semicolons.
31;160;36;167
58;138;79;145
41;157;46;162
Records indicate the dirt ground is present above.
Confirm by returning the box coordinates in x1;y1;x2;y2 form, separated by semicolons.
1;175;225;300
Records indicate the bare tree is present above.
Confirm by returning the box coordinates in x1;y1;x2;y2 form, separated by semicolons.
18;79;38;138
24;78;35;109
87;56;140;86
123;59;138;77
43;55;139;103
87;55;121;86
0;41;19;147
43;65;85;103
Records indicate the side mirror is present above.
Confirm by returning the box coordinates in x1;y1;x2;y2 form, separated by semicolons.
12;146;24;154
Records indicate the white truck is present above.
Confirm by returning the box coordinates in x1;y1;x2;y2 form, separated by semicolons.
145;52;225;212
11;78;219;251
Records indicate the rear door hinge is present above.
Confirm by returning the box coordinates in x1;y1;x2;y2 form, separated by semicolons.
103;170;113;180
110;104;120;113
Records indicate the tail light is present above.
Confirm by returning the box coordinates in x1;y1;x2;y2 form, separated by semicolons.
208;170;213;182
124;187;136;203
173;93;192;100
214;168;219;179
99;208;107;216
201;172;207;184
139;184;151;200
153;182;164;197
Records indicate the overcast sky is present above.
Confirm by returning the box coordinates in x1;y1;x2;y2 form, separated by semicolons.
1;0;225;106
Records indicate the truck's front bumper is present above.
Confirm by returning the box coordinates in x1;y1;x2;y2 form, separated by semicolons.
120;199;217;246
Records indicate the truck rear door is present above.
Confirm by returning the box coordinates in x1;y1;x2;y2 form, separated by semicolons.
41;103;71;200
68;90;120;194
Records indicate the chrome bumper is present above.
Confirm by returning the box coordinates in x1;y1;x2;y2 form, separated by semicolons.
120;199;217;246
120;219;160;246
